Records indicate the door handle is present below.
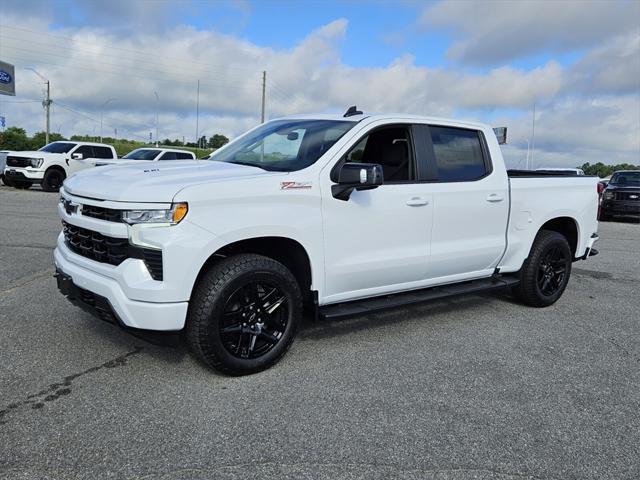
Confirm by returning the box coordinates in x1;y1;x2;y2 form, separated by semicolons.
486;193;504;203
406;197;429;207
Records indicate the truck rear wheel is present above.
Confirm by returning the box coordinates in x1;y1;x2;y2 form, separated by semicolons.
512;230;572;308
186;254;302;375
42;168;66;192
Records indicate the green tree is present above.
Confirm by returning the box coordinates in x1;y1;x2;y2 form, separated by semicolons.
29;131;65;150
579;162;640;177
208;134;229;149
0;127;31;150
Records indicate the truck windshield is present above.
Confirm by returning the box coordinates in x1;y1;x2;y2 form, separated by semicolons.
610;171;640;186
123;149;161;160
210;119;355;172
39;142;76;153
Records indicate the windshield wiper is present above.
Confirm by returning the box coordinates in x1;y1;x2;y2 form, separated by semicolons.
224;161;291;172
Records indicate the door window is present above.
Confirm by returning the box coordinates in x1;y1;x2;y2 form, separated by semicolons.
93;146;114;159
73;145;94;159
429;126;488;182
159;152;177;160
341;126;414;183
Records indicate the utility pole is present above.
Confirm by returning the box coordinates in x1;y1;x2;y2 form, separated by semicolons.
44;80;51;144
100;98;117;142
195;79;200;155
154;91;159;147
529;102;536;170
27;68;51;144
261;70;266;123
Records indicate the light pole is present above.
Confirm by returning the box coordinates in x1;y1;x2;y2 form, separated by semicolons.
26;68;51;144
154;91;159;147
100;98;117;142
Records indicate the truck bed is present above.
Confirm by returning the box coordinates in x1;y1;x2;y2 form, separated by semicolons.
498;174;599;273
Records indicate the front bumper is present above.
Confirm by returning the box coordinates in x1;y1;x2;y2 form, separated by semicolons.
4;167;44;181
601;200;640;218
54;248;188;330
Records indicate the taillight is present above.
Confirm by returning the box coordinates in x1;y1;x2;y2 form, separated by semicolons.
597;183;605;194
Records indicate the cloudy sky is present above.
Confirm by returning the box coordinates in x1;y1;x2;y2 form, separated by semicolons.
0;0;638;168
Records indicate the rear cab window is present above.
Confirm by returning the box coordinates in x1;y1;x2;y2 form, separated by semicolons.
93;146;115;159
428;126;490;182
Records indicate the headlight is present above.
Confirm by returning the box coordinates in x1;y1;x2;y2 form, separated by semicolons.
29;158;44;168
122;203;188;225
603;191;614;200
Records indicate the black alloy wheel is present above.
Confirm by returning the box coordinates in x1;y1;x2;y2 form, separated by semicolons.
537;245;569;297
187;254;302;375
42;169;65;192
219;281;289;359
512;230;572;307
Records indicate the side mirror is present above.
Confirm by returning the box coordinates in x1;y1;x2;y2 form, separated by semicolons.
71;153;84;160
332;162;383;201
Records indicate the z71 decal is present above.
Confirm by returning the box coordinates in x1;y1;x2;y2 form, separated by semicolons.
280;181;312;190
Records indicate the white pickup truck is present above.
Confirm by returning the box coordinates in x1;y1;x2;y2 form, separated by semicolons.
54;109;600;375
93;147;196;166
3;141;117;192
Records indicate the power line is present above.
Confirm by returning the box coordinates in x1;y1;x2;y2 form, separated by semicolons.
0;50;258;90
0;25;266;74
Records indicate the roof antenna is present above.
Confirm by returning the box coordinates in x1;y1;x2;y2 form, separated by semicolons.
343;105;363;117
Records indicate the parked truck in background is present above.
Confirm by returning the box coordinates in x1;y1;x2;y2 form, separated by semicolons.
93;147;196;166
600;170;640;221
3;141;117;192
53;109;600;375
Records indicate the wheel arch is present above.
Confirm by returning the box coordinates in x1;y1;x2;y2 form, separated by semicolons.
538;216;579;257
193;236;314;302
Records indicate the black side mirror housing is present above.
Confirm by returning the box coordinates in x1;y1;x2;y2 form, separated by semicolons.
332;162;383;201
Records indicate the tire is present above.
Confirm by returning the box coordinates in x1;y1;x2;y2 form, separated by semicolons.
42;168;66;192
4;176;31;189
186;254;302;375
512;230;572;308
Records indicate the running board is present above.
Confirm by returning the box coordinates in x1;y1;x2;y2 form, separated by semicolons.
318;276;520;320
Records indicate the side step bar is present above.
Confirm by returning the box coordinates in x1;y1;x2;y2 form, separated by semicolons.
318;276;520;320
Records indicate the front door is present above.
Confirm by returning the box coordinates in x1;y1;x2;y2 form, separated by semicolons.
321;123;433;303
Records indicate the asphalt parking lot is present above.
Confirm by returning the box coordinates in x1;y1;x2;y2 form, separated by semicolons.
0;185;638;480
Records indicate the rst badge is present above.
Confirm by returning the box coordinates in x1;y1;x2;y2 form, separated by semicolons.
280;181;312;190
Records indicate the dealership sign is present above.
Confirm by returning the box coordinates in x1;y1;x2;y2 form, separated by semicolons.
0;61;15;96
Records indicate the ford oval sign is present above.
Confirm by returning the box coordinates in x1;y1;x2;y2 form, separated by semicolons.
0;71;11;84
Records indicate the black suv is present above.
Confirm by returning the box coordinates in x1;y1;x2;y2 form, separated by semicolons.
600;170;640;221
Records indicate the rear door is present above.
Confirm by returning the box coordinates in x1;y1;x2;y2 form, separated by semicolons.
417;124;509;279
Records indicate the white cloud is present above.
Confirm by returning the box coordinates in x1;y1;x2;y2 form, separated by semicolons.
0;7;638;167
420;0;640;66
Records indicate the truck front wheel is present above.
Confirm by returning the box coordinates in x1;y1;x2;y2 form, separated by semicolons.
512;230;572;308
186;254;302;375
42;168;66;192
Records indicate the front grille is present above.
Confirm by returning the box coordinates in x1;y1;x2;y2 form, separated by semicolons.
6;156;32;168
615;191;640;201
62;221;163;280
81;204;124;222
63;221;128;265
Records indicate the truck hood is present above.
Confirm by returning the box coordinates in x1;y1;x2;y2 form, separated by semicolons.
64;160;272;202
9;151;60;158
